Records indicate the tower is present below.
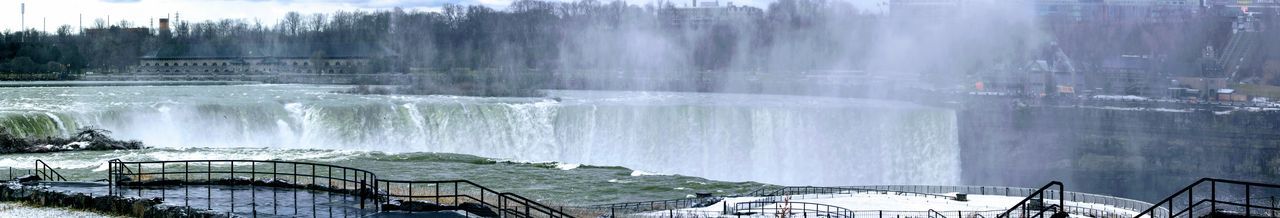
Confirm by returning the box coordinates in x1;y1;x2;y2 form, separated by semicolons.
159;18;170;31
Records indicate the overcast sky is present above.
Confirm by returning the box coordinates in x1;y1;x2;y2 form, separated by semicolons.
3;0;887;32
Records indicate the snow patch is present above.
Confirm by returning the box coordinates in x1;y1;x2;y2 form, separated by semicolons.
1092;95;1149;101
555;163;581;170
630;170;669;176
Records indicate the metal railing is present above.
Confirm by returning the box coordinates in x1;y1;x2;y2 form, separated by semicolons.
593;183;1155;218
108;159;379;211
846;185;1155;216
732;201;855;218
746;186;957;201
1135;178;1280;218
848;210;1004;218
4;160;68;182
997;181;1063;218
576;196;722;216
377;179;574;218
104;159;574;217
928;209;950;218
34;159;67;181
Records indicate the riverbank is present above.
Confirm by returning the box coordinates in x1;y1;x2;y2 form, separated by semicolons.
0;80;259;87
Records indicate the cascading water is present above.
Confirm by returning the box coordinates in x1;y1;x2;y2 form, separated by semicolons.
0;84;959;186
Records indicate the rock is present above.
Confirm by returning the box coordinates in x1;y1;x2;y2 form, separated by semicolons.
399;200;450;211
691;198;719;208
16;174;41;184
261;178;291;186
8;187;34;199
115;176;133;183
459;202;499;217
382;202;402;211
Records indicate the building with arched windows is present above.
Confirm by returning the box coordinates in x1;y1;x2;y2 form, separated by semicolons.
131;55;375;75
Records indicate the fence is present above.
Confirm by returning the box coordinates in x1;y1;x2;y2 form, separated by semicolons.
732;201;854;218
106;159;574;218
4;160;68;182
1135;178;1280;218
377;179;574;218
746;186;956;201
590;182;1158;218
575;196;722;216
34;160;67;181
845;185;1157;216
996;181;1063;218
620;208;1009;218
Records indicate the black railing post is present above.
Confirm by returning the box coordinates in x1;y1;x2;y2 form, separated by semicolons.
137;163;142;197
1188;188;1193;218
359;179;366;210
1211;180;1216;216
1057;185;1063;214
1245;184;1251;218
107;161;113;196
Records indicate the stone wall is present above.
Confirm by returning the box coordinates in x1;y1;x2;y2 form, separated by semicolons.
0;183;225;218
958;101;1280;202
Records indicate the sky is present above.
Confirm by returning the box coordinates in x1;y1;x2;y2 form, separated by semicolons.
2;0;888;33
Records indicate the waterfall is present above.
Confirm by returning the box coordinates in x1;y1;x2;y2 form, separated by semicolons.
0;87;960;186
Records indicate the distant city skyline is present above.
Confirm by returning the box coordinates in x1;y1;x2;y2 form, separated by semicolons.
4;0;889;33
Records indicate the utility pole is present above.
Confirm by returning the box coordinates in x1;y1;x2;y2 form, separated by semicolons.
20;3;25;31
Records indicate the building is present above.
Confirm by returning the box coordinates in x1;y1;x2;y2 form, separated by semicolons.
975;45;1079;95
889;0;1199;22
1204;0;1280;15
1097;55;1155;94
82;27;150;36
132;55;373;75
158;18;170;32
1033;0;1200;23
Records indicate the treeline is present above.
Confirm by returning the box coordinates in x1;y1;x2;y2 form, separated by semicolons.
0;29;87;77
1;24;144;76
0;0;875;76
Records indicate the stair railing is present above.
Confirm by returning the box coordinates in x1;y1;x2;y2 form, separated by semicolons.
34;159;67;181
1134;178;1280;218
997;181;1063;218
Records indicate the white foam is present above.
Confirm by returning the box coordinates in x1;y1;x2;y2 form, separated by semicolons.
630;170;669;176
555;163;581;170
